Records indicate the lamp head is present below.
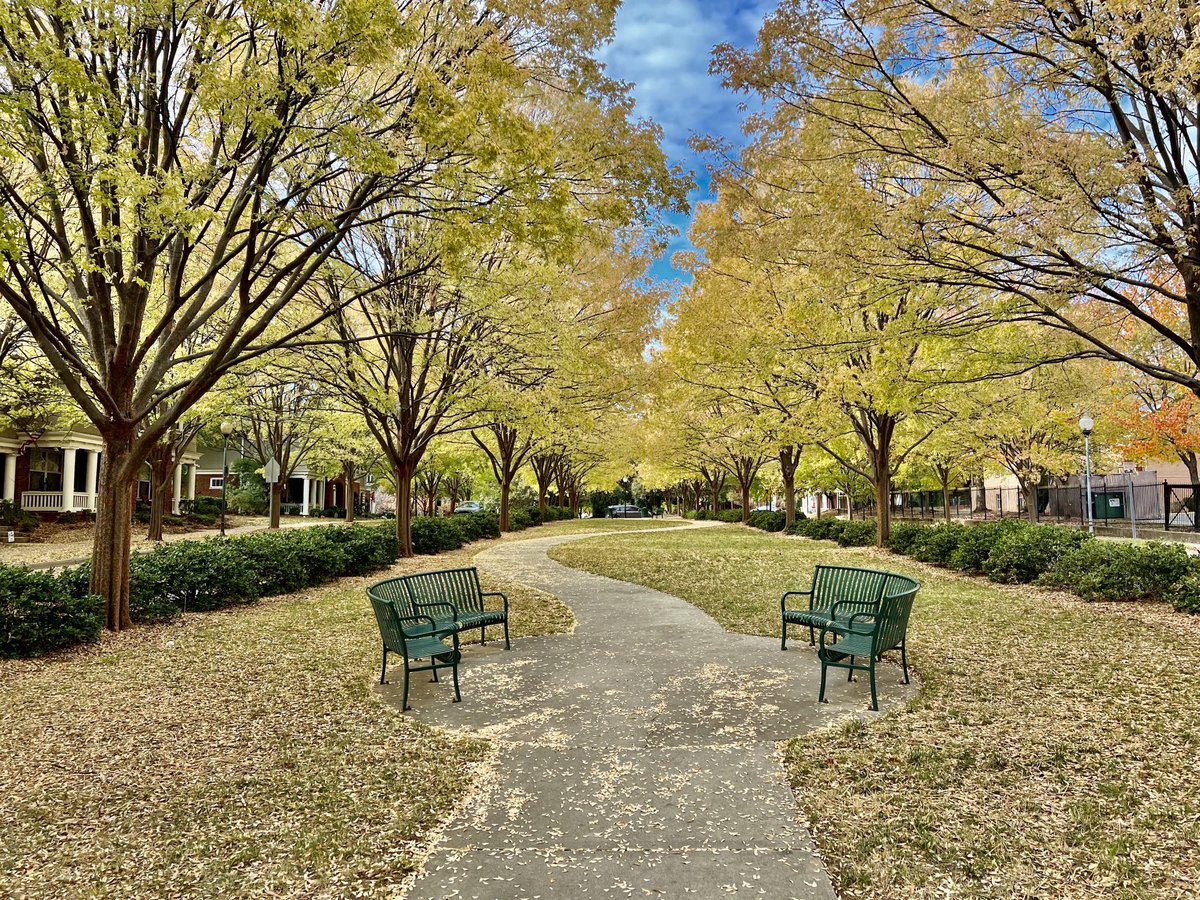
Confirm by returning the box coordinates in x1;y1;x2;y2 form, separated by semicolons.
1079;414;1094;436
220;421;234;437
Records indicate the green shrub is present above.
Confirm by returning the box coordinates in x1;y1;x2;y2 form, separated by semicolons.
748;510;787;532
837;519;877;547
454;511;500;541
0;567;102;658
0;499;39;533
411;516;466;554
804;517;848;542
910;523;967;566
526;507;544;526
1164;562;1200;613
191;496;224;517
947;519;1030;573
886;522;930;555
983;525;1091;584
508;508;533;531
1039;540;1191;602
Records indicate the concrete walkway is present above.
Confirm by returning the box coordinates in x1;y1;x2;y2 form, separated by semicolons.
381;528;916;900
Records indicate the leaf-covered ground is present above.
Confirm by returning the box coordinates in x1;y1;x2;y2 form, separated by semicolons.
0;541;573;899
550;525;1200;900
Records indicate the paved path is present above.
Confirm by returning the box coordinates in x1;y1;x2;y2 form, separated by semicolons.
380;528;916;900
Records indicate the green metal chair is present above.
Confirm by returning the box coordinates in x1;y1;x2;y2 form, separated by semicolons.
817;576;920;710
369;595;461;711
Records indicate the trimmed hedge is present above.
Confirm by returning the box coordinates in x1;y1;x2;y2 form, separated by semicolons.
982;525;1091;584
748;510;787;532
0;567;103;658
790;514;1200;615
1039;541;1191;602
2;524;399;658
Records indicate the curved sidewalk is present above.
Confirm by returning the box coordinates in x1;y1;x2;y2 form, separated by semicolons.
381;527;917;899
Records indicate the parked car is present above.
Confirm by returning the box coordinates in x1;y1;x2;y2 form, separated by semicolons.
454;501;483;514
607;504;643;518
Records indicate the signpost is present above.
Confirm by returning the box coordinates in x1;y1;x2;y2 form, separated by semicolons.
264;458;280;527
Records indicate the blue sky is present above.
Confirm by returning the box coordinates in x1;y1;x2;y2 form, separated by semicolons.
598;0;773;287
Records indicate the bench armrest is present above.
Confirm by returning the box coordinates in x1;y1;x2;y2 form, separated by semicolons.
830;601;879;636
481;591;510;614
780;589;813;613
397;613;437;634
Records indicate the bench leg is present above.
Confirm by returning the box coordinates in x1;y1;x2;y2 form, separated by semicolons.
847;656;855;682
451;657;461;703
480;625;486;646
900;641;909;684
781;621;787;651
380;645;389;685
401;660;412;712
503;618;511;650
818;660;829;704
431;663;439;683
808;625;815;646
868;663;878;712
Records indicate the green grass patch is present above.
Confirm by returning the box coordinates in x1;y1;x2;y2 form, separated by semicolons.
550;525;1200;900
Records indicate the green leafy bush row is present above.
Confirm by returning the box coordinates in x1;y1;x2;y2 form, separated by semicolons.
786;516;877;547
747;510;787;532
877;518;1200;614
3;524;400;658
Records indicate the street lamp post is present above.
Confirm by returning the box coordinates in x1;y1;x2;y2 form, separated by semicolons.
1122;463;1138;540
1080;414;1095;535
219;421;234;537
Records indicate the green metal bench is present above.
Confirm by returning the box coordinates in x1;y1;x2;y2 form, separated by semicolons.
817;573;920;710
369;595;461;711
369;566;511;649
780;564;892;650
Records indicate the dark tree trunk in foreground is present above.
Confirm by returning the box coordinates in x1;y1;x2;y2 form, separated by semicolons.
91;433;137;631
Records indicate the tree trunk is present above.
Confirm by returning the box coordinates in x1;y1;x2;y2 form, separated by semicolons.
1021;478;1039;524
740;481;751;524
873;465;892;545
343;461;356;524
90;433;137;631
942;480;952;523
395;465;415;557
270;481;283;529
499;479;511;532
779;446;799;530
146;451;174;542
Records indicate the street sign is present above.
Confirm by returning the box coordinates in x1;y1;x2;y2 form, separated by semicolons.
264;458;280;483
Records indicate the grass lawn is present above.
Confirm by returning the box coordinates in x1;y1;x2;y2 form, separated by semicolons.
0;541;572;898
505;517;688;539
550;524;1200;900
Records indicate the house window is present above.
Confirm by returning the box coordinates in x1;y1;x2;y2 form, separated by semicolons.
137;463;153;502
210;477;224;489
28;449;63;492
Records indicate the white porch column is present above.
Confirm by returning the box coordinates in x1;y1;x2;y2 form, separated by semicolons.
188;465;198;503
60;447;77;511
84;450;99;511
171;463;184;515
301;477;311;516
2;453;15;501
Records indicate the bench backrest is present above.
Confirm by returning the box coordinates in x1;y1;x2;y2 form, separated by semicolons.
876;573;920;653
369;595;409;653
812;565;890;617
367;577;417;618
399;566;485;615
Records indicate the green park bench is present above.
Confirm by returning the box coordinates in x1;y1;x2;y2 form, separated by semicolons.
817;576;920;710
369;566;511;650
368;595;462;711
780;564;920;709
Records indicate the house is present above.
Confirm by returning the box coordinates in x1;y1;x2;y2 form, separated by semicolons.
192;444;375;515
0;426;203;515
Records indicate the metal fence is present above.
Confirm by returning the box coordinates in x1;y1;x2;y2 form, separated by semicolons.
828;476;1200;542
